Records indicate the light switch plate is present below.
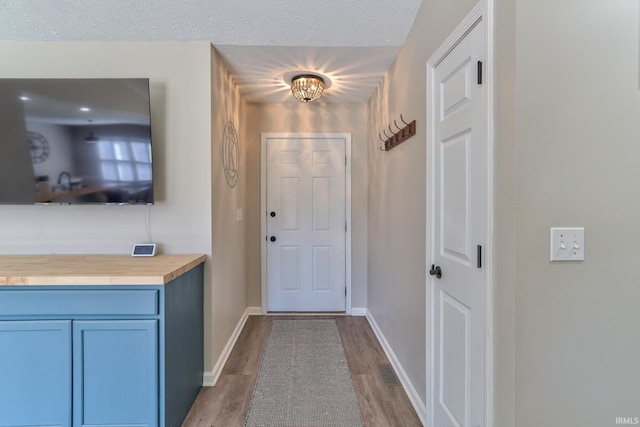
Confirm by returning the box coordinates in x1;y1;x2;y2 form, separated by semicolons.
550;227;584;261
236;208;243;222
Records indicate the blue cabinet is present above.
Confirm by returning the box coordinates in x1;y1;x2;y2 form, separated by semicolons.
0;320;72;427
73;320;159;427
0;262;204;427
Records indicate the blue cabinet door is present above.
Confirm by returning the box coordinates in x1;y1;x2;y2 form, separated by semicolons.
73;320;158;427
0;320;72;427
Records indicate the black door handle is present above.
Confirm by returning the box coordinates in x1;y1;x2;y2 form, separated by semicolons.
270;211;276;217
270;236;276;242
429;264;442;279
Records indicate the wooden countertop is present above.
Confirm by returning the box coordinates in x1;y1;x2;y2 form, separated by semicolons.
0;254;207;286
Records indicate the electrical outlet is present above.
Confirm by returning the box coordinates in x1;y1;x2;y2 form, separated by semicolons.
550;227;584;261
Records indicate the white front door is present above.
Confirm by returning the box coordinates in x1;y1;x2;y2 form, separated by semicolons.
427;13;486;427
265;136;347;312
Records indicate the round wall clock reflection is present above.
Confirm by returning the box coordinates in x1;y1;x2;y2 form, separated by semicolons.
222;121;239;188
27;131;49;163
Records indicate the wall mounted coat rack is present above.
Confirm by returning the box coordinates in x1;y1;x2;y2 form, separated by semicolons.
379;115;417;151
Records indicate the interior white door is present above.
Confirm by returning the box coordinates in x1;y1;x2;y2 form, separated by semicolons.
266;137;346;312
428;18;486;427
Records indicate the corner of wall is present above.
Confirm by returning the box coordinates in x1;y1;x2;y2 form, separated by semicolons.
208;45;248;371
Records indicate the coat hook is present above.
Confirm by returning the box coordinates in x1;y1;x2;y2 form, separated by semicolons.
379;114;416;152
378;133;387;151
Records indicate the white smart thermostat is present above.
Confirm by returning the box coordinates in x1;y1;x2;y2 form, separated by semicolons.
132;243;157;257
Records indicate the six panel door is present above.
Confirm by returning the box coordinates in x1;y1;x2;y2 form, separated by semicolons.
429;18;486;427
266;136;347;312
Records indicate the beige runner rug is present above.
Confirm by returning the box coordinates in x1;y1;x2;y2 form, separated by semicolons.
244;319;364;427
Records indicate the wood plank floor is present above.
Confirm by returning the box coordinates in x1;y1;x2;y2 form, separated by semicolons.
181;315;422;427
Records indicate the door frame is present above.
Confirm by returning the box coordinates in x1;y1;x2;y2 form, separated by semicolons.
425;1;494;426
261;132;352;314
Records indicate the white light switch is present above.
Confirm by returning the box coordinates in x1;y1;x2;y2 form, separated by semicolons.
236;208;243;222
550;227;584;261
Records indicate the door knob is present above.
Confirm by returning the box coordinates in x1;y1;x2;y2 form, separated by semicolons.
270;236;277;242
429;264;442;279
270;211;276;217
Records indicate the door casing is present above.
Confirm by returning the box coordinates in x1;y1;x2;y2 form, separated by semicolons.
426;1;494;426
261;132;352;314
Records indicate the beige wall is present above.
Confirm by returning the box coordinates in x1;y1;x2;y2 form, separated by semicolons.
493;0;517;424
244;102;368;309
4;3;637;423
0;41;249;374
512;0;640;425
377;0;640;423
0;41;212;256
367;0;479;409
209;46;248;369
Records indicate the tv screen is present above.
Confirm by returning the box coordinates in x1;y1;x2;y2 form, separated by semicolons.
0;78;154;205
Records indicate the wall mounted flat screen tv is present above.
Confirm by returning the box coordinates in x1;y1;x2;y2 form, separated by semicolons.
0;78;154;205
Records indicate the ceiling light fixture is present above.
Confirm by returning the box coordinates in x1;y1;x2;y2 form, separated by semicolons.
291;74;325;103
85;119;99;143
85;133;99;143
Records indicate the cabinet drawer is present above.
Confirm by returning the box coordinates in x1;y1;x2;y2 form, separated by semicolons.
0;290;159;317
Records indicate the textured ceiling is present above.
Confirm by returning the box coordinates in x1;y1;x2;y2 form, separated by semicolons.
0;0;422;103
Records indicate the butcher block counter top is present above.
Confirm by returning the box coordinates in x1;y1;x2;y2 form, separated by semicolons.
0;254;207;286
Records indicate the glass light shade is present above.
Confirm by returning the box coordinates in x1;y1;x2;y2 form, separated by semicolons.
291;75;325;103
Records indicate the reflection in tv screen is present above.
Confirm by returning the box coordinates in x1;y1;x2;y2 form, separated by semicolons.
0;78;154;205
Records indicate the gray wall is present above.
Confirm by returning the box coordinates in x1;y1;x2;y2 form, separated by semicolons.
28;122;75;183
511;0;640;425
370;0;640;424
0;87;36;203
367;0;479;412
492;0;517;425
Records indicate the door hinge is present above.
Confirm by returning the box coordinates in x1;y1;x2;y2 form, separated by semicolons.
345;155;347;167
345;287;347;296
477;61;483;85
477;245;482;268
345;222;347;232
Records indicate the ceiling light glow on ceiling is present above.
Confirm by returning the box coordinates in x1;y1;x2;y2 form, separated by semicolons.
19;96;29;101
80;107;91;112
291;74;325;103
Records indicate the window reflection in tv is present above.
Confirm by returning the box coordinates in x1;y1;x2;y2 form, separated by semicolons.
0;78;154;204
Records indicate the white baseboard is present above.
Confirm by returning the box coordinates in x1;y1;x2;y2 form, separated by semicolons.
246;306;262;315
366;311;427;425
202;371;217;387
351;307;367;316
202;306;258;386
